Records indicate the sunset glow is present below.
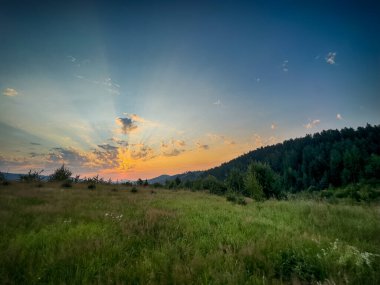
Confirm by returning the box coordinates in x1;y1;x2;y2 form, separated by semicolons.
1;1;379;180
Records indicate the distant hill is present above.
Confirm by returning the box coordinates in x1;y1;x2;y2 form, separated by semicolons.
148;171;203;184
203;124;380;191
1;173;49;181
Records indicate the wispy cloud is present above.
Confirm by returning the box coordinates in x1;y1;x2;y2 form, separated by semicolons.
67;55;76;63
207;133;235;145
304;119;321;129
30;142;41;146
48;147;89;165
103;78;120;95
251;134;279;149
75;75;120;95
116;117;138;135
326;52;336;65
130;143;155;160
282;60;289;72
271;123;276;130
109;137;128;146
3;88;18;97
196;142;209;150
336;113;343;120
160;140;186;157
213;99;222;106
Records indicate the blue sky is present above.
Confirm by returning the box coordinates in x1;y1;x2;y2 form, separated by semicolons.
1;0;379;179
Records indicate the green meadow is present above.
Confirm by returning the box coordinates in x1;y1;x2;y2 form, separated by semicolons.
1;183;379;284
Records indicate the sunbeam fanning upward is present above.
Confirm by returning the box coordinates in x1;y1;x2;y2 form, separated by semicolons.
0;0;379;180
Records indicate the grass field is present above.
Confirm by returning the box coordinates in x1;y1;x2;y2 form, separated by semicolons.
0;183;379;284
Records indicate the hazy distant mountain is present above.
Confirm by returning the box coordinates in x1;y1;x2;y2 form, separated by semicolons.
148;171;203;184
2;173;49;181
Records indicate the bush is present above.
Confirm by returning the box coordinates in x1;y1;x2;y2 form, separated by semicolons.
237;196;247;205
226;192;237;203
19;169;44;183
226;192;247;205
88;184;96;190
49;165;72;182
0;172;5;183
202;175;227;195
131;187;138;193
61;181;72;188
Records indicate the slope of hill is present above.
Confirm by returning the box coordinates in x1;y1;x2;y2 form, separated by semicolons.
203;124;380;191
152;124;380;192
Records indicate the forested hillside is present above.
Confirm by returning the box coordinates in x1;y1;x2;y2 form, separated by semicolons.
202;124;380;192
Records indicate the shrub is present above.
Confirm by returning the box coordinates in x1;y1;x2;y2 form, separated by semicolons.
88;184;96;190
153;182;163;188
49;165;72;182
237;196;247;205
61;181;72;188
19;169;44;183
244;170;264;201
0;171;5;182
226;192;247;205
226;192;237;203
131;187;138;193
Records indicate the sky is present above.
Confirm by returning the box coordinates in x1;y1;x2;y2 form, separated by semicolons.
1;0;379;180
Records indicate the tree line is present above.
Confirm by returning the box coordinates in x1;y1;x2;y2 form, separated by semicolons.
164;124;380;200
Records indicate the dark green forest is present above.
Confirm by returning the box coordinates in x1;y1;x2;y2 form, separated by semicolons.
164;124;380;200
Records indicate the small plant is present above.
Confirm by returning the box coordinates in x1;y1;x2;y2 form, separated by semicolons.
226;192;237;203
237;196;247;205
61;181;72;188
131;187;138;193
226;192;247;205
150;190;157;194
2;180;10;186
88;184;96;190
49;165;72;182
111;188;118;192
19;169;44;183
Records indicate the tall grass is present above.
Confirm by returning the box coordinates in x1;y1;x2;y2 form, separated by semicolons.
0;183;379;284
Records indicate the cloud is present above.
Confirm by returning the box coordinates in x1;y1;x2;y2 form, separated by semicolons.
256;77;261;83
162;148;184;157
3;88;18;97
336;113;343;120
67;55;76;63
304;119;321;129
175;140;186;147
213;99;222;106
103;78;120;95
282;60;289;72
98;144;118;152
160;140;186;157
91;144;119;168
109;137;128;146
271;123;276;130
207;133;235;145
116;117;138;134
326;52;336;65
48;147;89;165
30;142;41;145
196;142;209;150
130;144;155;160
251;134;280;149
75;75;120;95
